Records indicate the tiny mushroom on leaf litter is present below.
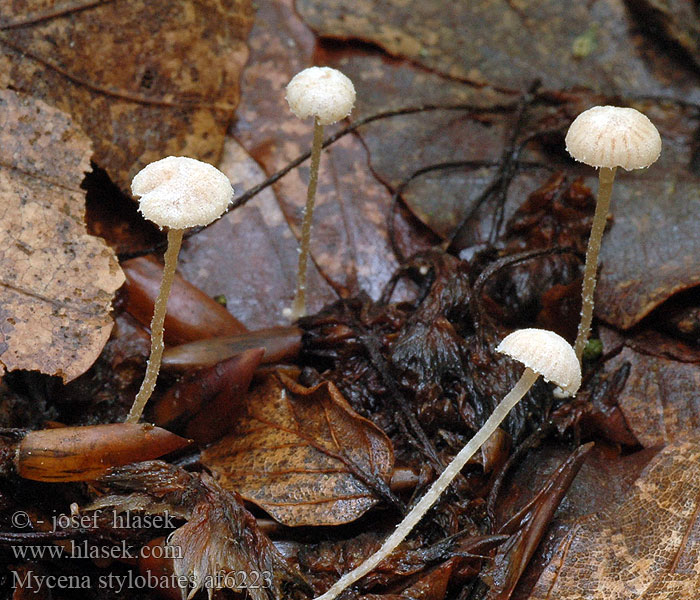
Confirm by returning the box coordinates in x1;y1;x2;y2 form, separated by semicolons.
284;66;356;320
126;156;233;423
565;106;661;362
315;328;581;600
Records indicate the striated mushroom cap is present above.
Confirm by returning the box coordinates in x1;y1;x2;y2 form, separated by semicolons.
132;156;233;229
565;106;661;171
496;328;581;396
286;66;356;126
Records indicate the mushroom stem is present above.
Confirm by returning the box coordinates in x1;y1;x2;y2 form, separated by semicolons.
290;117;324;320
314;367;540;600
126;227;184;423
573;166;617;362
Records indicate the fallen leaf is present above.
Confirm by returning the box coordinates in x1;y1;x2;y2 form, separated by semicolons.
501;443;659;600
599;327;700;448
583;101;700;330
211;0;401;315
485;443;593;600
295;0;700;98
201;373;395;526
0;88;123;382
93;461;310;600
122;254;246;345
0;0;254;190
629;0;700;69
527;437;700;599
178;138;328;328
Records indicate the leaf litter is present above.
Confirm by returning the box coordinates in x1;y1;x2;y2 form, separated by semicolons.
1;0;700;598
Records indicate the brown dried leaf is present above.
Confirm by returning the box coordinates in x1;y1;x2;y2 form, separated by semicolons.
295;0;699;98
0;88;123;382
527;438;700;600
94;461;310;600
504;444;659;600
630;0;700;69
201;373;395;527
0;0;254;190
599;328;700;448
485;444;593;600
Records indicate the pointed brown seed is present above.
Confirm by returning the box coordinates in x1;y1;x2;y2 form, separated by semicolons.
123;255;246;345
16;424;190;482
161;326;302;371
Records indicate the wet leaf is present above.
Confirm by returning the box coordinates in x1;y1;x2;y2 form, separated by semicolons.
122;255;246;345
177;138;325;328
0;88;124;382
201;373;395;526
485;443;593;600
630;0;700;69
296;0;699;98
198;0;402;320
94;461;310;600
0;0;254;190
161;326;302;371
599;327;700;448
527;437;700;599
502;443;659;600
154;348;264;445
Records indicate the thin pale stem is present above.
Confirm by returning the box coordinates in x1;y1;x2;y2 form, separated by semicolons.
314;367;540;600
289;118;324;320
126;228;184;423
574;166;617;362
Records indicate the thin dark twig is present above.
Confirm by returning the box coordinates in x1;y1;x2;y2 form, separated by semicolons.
486;80;542;245
387;160;501;264
229;101;520;212
118;101;522;261
446;82;542;253
386;158;556;265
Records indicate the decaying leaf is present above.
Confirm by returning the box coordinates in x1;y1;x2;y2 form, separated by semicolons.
93;461;310;600
574;101;700;330
295;0;700;98
0;0;254;190
629;0;700;69
484;443;593;600
178;138;327;328
213;0;400;317
201;373;395;526
0;88;123;382
599;328;700;448
527;437;700;599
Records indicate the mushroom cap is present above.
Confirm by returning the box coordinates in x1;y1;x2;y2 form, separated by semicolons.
565;106;661;171
286;66;356;126
132;156;233;229
496;328;581;396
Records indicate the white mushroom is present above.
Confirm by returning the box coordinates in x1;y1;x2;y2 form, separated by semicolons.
565;106;661;361
126;156;233;423
284;67;356;320
315;328;580;600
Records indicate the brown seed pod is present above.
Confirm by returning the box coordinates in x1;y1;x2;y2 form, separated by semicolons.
16;423;190;482
122;255;246;345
